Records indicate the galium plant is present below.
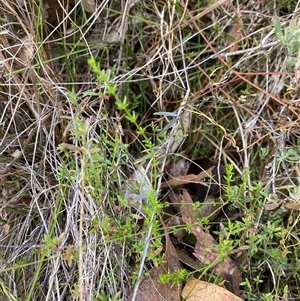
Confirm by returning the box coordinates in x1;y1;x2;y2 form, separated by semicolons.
55;57;172;299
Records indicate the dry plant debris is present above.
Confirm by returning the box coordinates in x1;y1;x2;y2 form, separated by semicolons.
182;277;243;301
128;220;181;301
1;0;300;300
180;189;243;298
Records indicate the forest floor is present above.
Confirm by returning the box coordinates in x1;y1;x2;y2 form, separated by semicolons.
1;0;300;300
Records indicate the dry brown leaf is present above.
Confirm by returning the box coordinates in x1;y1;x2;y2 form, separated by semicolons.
167;191;182;214
128;265;181;301
181;190;243;298
182;277;244;301
176;249;202;271
162;217;181;274
168;192;222;222
166;214;187;241
265;199;285;211
128;219;182;301
43;0;75;28
285;202;300;210
161;166;214;188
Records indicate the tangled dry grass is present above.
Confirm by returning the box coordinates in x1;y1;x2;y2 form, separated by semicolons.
1;0;300;300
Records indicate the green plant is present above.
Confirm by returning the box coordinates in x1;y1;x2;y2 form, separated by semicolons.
159;268;189;286
274;17;300;68
2;0;300;300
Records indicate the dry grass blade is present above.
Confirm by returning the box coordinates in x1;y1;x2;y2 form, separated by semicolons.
181;0;229;28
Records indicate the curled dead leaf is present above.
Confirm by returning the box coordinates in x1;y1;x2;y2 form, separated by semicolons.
182;277;244;301
161;166;214;188
265;199;285;211
181;190;243;298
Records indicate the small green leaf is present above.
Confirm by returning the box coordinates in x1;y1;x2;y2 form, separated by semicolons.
273;17;283;42
294;185;300;199
286;56;297;68
289;19;297;33
82;91;99;96
153;111;178;117
290;41;300;55
285;26;294;43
